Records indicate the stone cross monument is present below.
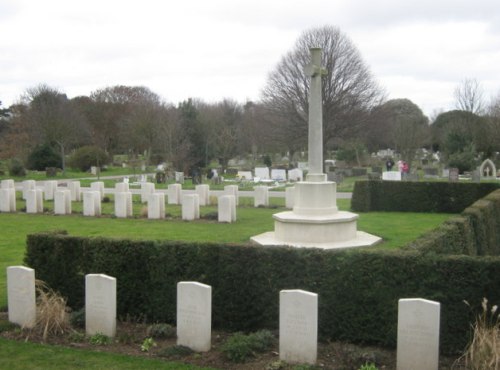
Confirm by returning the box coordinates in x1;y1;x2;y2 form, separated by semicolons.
305;48;328;182
251;47;381;249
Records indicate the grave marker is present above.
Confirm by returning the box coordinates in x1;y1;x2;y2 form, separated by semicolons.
7;266;36;328
54;189;71;215
115;192;133;218
397;298;440;370
224;185;239;205
279;289;318;365
177;282;212;352
148;193;165;219
254;186;269;207
44;180;58;200
90;181;105;200
218;195;236;223
85;274;116;337
22;180;36;200
140;182;155;203
83;191;101;216
182;194;200;220
167;183;182;205
195;184;210;206
69;181;81;201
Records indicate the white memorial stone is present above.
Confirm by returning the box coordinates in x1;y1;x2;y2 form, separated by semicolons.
175;171;185;184
195;184;210;206
237;171;253;180
285;187;295;209
218;195;236;223
85;274;117;337
69;181;81;202
167;183;182;205
177;281;212;352
1;179;15;189
115;182;129;193
397;298;440;370
224;185;239;206
44;180;58;200
7;266;36;328
279;289;318;365
147;192;165;219
22;180;36;200
382;171;402;181
0;188;15;212
254;186;269;207
271;169;287;181
182;194;200;220
140;182;155;203
255;167;270;180
115;191;133;218
90;181;105;200
288;168;303;182
54;189;71;215
26;189;43;214
83;191;101;216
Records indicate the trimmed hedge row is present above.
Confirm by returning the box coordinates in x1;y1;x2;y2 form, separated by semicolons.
25;232;500;354
351;181;500;213
405;190;500;256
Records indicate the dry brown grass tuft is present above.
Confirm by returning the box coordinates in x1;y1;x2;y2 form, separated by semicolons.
140;206;148;218
458;298;500;370
34;279;72;340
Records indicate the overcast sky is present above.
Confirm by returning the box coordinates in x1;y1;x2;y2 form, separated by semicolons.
1;0;499;117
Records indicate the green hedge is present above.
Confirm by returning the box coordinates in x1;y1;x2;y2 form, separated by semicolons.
24;233;500;354
351;181;500;213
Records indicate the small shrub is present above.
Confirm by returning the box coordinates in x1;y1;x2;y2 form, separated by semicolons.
102;196;111;203
146;323;176;339
70;307;85;328
27;144;61;171
158;345;194;358
201;211;218;220
68;146;109;172
221;330;275;363
68;331;86;343
359;363;379;370
34;280;71;339
89;332;111;345
0;320;18;333
141;337;157;352
459;298;500;369
9;158;26;177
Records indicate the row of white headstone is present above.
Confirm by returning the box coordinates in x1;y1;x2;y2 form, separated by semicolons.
7;264;441;369
0;179;294;221
238;167;304;182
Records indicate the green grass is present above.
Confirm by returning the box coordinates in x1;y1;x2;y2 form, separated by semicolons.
0;338;215;370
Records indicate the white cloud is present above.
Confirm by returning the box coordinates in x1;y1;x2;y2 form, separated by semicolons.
1;0;499;117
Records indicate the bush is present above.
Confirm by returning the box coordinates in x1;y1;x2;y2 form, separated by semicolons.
9;158;26;176
26;144;61;171
146;323;176;339
221;330;275;362
68;146;109;172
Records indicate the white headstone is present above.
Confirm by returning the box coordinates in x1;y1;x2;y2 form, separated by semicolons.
22;180;36;200
255;167;270;180
85;274;116;337
140;182;155;203
54;189;71;215
271;169;287;181
288;168;303;182
90;181;105;200
115;192;133;218
285;187;295;209
0;188;15;212
167;183;182;205
177;281;212;352
254;186;269;207
44;180;58;200
397;298;440;370
182;194;200;221
175;171;185;184
224;185;239;206
237;171;253;180
279;289;318;365
90;166;98;175
195;184;210;206
83;191;101;216
382;171;402;181
115;182;129;193
7;266;36;328
147;192;165;219
26;189;43;214
1;179;14;189
218;195;236;223
69;181;81;202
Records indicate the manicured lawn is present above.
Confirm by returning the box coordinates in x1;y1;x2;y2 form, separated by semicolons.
0;338;216;370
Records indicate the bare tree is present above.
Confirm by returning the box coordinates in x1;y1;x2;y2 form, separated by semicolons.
261;25;385;157
454;78;485;114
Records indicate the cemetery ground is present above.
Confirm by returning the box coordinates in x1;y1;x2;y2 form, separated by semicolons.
0;193;460;369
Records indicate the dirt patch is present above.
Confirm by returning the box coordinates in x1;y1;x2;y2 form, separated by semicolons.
0;312;464;369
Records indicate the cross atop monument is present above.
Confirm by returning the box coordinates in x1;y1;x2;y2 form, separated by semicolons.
305;48;328;182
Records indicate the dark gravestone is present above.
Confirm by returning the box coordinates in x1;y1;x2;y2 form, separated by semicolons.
448;168;459;182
